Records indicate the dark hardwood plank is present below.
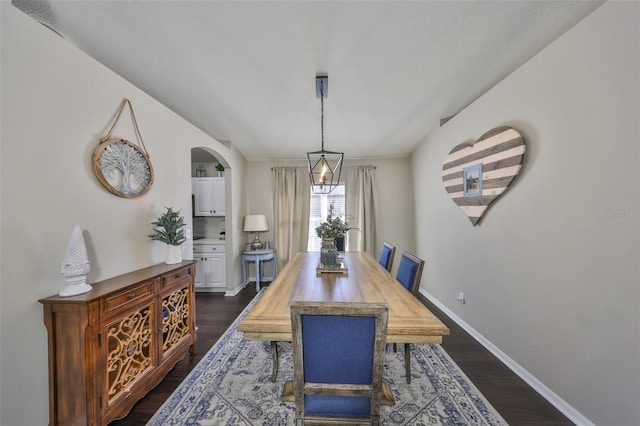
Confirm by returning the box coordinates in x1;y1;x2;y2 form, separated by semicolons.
420;295;574;426
111;286;573;425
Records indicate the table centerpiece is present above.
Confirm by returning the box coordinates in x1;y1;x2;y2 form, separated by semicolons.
315;204;352;270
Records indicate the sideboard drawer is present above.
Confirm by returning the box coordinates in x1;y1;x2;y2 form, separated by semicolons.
161;265;192;287
104;281;153;313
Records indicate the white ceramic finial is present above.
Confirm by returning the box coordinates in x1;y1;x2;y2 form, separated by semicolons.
59;225;92;297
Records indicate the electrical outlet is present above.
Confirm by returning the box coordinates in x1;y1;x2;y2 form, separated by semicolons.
185;228;191;239
456;291;465;304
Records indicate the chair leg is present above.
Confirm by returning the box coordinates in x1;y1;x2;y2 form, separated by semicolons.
404;343;411;384
271;341;279;382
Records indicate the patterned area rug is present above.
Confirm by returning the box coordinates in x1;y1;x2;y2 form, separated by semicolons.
148;292;507;425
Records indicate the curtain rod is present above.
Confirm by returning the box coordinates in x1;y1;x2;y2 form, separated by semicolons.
271;165;377;170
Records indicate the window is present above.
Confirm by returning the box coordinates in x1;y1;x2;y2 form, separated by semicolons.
307;184;345;252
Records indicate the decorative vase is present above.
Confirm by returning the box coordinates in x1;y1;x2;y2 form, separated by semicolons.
320;237;338;268
166;244;183;264
59;225;92;297
334;236;345;252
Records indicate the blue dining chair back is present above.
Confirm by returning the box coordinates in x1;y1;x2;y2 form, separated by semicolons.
394;251;425;384
396;251;425;296
290;301;388;425
378;242;396;272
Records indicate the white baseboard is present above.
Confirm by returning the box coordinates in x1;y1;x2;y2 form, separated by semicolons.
195;287;226;293
224;285;243;297
421;289;594;426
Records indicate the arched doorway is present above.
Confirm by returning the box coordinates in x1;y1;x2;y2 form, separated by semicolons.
191;147;230;293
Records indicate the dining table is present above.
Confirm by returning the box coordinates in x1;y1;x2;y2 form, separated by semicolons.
237;251;450;404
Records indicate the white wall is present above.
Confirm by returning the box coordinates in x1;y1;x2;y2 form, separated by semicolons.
4;2;637;425
0;6;411;423
411;2;639;425
244;157;415;277
0;5;246;425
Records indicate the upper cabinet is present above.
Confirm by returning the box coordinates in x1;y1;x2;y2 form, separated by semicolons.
193;177;225;216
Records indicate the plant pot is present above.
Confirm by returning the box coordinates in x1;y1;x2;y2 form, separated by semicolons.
166;244;183;264
320;238;338;268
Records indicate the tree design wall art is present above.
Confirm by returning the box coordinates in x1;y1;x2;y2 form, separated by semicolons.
93;138;153;197
93;98;154;198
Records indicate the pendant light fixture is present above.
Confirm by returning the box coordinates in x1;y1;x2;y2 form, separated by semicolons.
307;75;343;194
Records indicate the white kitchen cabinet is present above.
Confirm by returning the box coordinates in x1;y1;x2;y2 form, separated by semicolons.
193;243;226;291
192;177;225;216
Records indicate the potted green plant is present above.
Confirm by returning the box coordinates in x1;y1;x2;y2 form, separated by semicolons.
215;163;225;177
315;206;352;240
150;207;187;264
315;205;352;267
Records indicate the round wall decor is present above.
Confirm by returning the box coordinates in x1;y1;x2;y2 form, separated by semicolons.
93;98;154;198
93;138;154;198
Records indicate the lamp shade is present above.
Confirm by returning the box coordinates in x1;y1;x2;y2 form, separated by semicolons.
244;215;268;232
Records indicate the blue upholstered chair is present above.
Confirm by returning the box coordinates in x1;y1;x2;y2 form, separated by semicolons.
378;242;396;272
290;301;388;426
396;251;424;297
395;251;425;383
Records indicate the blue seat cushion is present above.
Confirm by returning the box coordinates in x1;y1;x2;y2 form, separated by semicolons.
305;395;371;417
300;314;377;417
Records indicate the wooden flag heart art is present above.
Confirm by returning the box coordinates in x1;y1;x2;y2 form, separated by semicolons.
442;126;525;226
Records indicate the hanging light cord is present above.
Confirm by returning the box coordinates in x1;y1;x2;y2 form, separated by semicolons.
320;78;325;152
320;80;324;151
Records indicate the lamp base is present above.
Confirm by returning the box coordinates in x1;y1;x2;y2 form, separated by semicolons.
251;234;263;250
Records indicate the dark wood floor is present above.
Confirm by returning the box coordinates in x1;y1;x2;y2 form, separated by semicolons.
112;286;574;425
420;295;574;426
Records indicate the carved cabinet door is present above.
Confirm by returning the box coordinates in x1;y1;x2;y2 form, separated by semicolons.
160;281;193;359
103;299;157;411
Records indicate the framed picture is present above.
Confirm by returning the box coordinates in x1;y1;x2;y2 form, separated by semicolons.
463;163;483;197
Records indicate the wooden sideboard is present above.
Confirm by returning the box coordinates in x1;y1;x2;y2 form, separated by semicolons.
39;261;197;426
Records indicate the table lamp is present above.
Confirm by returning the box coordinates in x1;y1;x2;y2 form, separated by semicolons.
244;215;268;250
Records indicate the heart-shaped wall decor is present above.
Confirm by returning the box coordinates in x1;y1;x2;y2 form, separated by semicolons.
442;126;525;226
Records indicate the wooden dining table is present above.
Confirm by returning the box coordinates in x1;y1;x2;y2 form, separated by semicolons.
237;251;450;398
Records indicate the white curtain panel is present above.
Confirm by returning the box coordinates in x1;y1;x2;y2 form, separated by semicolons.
344;166;378;254
272;167;310;268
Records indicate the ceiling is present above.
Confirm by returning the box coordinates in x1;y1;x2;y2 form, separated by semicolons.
13;1;602;161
